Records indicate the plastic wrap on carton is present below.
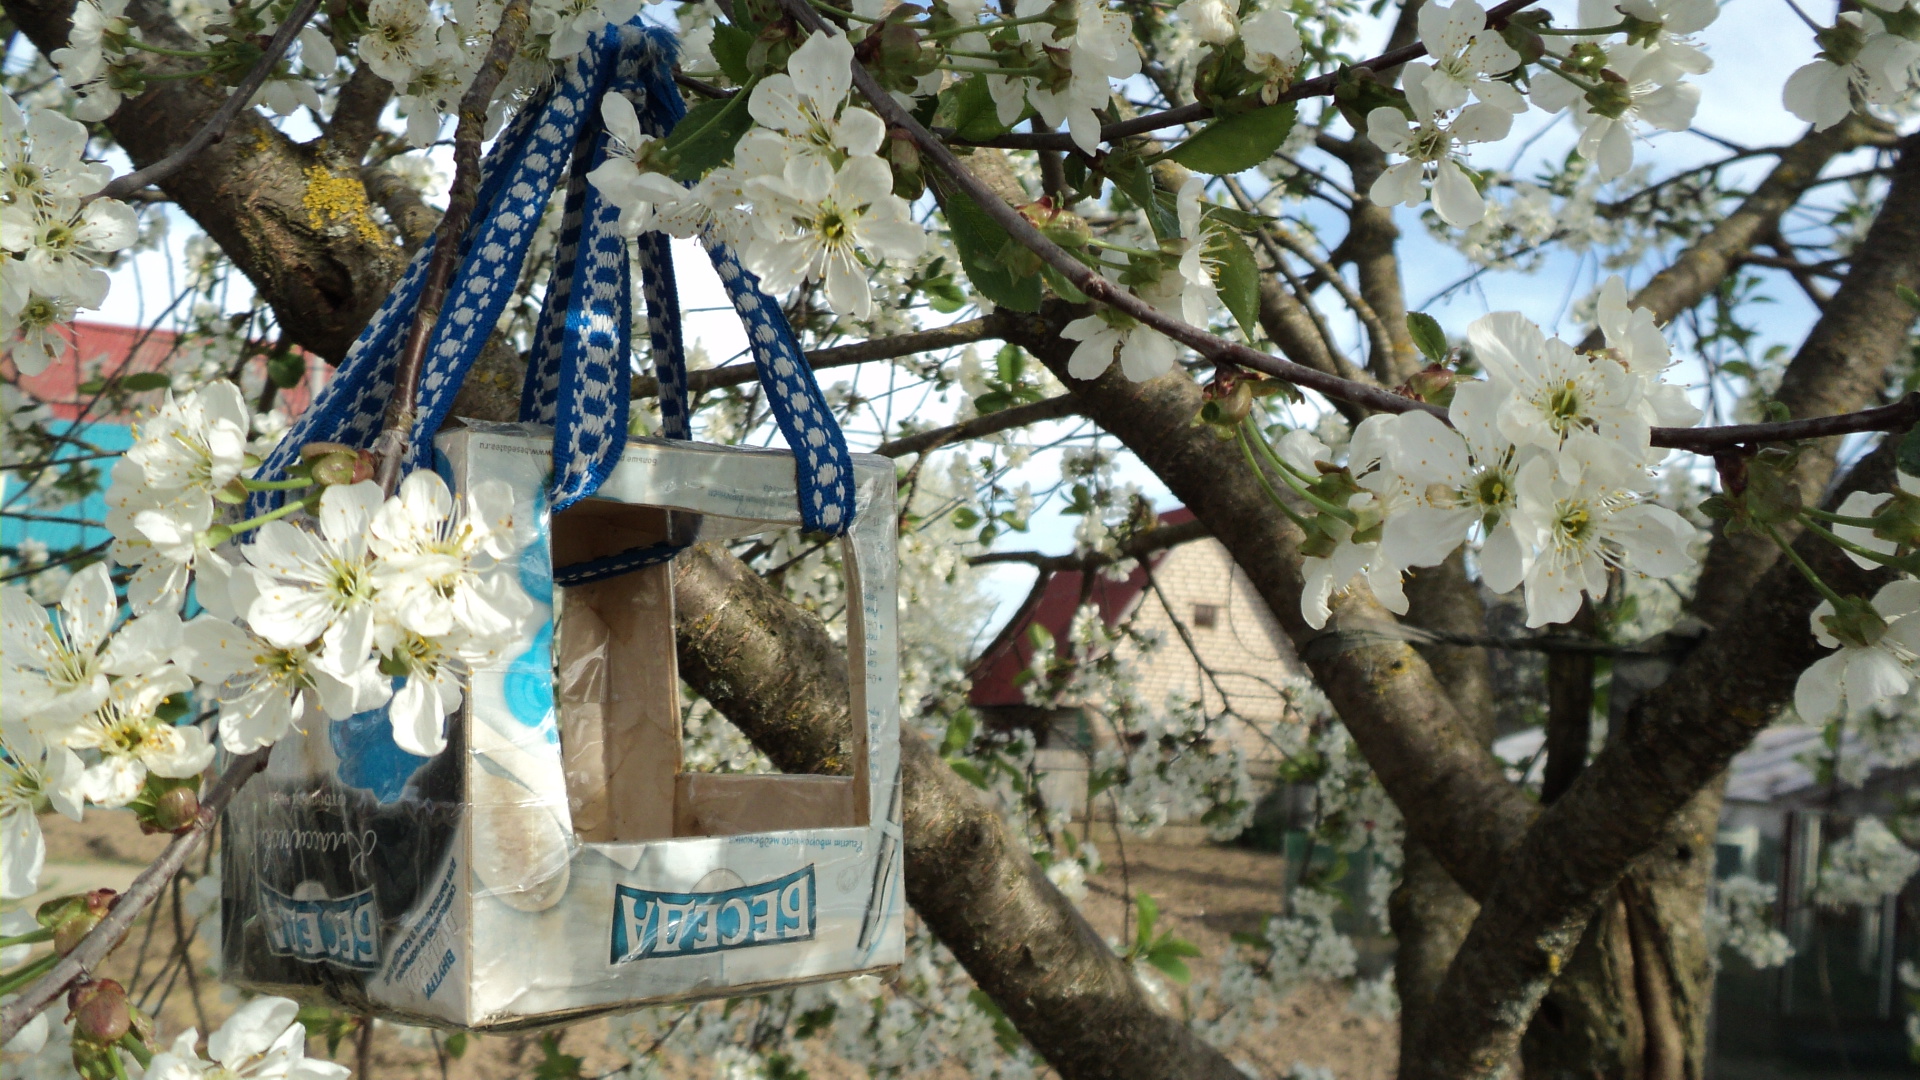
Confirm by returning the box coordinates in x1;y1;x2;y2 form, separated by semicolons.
220;425;906;1030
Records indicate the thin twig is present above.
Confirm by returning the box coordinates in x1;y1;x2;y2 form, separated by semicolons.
0;750;270;1046
674;72;734;98
966;517;1211;571
630;315;1005;399
373;0;532;494
876;395;1084;457
772;0;1920;457
86;0;324;204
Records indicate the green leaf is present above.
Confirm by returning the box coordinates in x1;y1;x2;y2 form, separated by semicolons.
1133;892;1159;948
948;759;991;789
267;350;305;389
77;378;107;394
947;75;1016;141
1200;203;1273;232
533;1033;584;1080
1145;952;1191;983
1165;102;1296;176
441;1032;468;1059
1897;426;1920;480
1406;312;1449;363
950;506;981;529
1211;230;1261;341
662;91;754;181
941;710;977;757
1040;262;1089;303
937;183;1044;312
1106;156;1181;241
995;342;1024;384
1026;622;1054;653
1145;938;1200;983
710;23;755;83
1897;284;1920;314
120;372;173;392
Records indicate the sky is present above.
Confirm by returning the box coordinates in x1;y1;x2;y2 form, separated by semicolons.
70;0;1878;637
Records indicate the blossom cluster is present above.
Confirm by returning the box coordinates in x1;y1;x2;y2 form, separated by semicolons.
1281;276;1700;630
2;92;140;377
1;379;534;903
3;990;344;1080
590;30;926;321
1810;816;1920;907
1370;0;1718;226
1704;874;1794;970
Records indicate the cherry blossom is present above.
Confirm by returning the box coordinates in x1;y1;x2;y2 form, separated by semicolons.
0;723;84;899
141;996;349;1080
1794;581;1920;721
1508;446;1697;626
1414;0;1525;113
242;481;386;668
1;563;181;733
1365;67;1514;227
368;470;531;640
65;665;213;807
741;156;926;320
1241;5;1304;93
1782;13;1920;131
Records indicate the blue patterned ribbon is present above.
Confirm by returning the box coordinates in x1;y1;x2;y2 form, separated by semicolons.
254;20;857;566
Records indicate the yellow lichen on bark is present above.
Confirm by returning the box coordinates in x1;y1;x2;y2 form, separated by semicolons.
301;165;385;245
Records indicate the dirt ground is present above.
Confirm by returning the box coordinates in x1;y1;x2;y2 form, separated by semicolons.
16;811;1396;1080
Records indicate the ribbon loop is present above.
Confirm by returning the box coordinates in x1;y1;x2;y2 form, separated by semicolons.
256;20;858;550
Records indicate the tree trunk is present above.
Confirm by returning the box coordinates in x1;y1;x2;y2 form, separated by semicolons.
1522;784;1720;1080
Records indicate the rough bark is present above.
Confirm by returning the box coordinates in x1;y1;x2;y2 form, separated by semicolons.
1391;555;1496;1078
6;0;408;364
670;545;1247;1080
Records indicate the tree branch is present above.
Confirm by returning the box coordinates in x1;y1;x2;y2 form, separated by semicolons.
965;517;1210;571
1690;135;1920;624
629;315;1007;399
0;751;269;1046
668;545;1248;1080
875;394;1084;458
85;0;322;204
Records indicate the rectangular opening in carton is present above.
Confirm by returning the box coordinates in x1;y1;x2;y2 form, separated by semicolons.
550;500;868;845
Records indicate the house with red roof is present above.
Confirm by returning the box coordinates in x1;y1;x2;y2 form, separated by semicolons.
3;321;331;566
968;508;1305;827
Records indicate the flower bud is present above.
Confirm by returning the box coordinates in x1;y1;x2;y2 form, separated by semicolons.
310;450;361;486
1871;490;1920;546
299;441;355;461
40;889;117;956
69;981;131;1044
1814;18;1866;65
133;774;196;832
1405;365;1456;408
1582;72;1634;120
1821;596;1888;650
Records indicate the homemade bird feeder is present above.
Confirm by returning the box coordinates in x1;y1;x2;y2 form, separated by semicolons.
219;20;903;1029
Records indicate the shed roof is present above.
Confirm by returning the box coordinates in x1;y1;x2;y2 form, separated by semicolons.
967;508;1196;708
